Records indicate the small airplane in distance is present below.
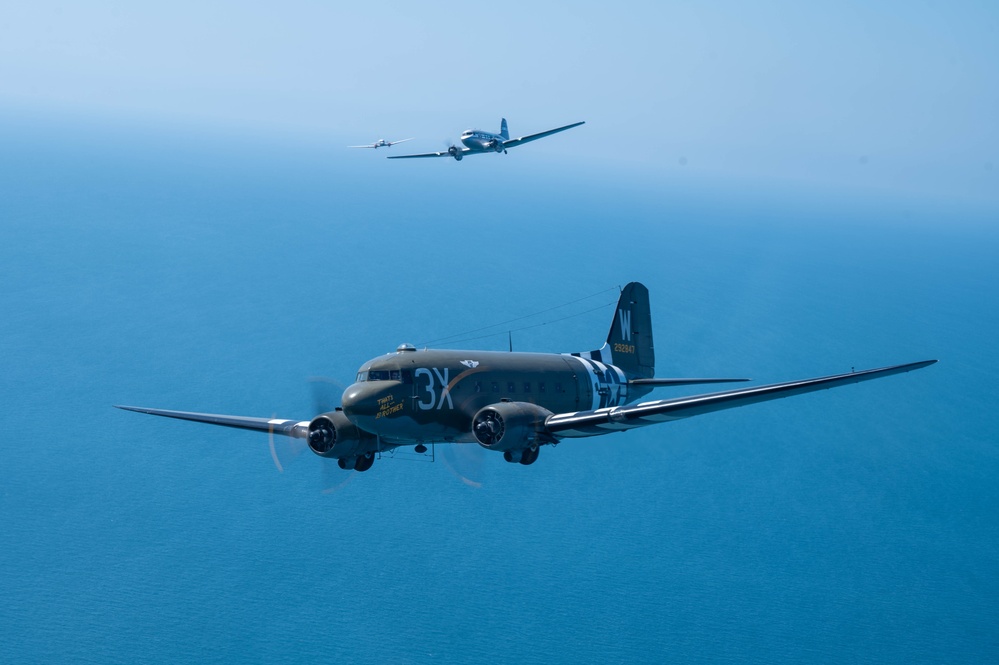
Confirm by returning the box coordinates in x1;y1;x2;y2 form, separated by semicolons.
388;118;584;161
348;138;414;149
116;283;936;475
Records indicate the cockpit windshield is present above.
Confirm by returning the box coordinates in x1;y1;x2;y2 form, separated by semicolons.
356;369;411;383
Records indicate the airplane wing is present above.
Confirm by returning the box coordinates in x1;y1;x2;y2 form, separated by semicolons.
114;405;310;438
503;121;585;149
546;360;936;438
388;138;414;146
347;144;376;149
387;147;474;159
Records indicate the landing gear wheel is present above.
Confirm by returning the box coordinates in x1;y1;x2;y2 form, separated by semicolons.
519;447;539;465
354;452;375;472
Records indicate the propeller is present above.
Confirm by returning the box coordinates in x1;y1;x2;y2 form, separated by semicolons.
441;138;462;161
441;443;487;488
308;376;355;493
270;374;489;489
267;376;354;494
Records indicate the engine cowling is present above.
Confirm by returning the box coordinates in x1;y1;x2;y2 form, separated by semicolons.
448;146;463;161
472;401;554;452
307;410;376;459
490;139;504;153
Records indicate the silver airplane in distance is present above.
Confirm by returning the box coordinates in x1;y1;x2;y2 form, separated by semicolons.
388;118;584;161
348;138;414;149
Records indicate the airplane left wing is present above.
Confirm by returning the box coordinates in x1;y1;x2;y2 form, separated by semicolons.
546;360;936;438
114;405;310;438
387;147;472;159
502;121;585;149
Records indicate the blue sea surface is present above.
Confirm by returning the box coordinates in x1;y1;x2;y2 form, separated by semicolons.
1;114;997;663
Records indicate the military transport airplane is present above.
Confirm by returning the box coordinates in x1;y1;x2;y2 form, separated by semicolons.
387;118;584;161
348;138;414;149
115;283;935;474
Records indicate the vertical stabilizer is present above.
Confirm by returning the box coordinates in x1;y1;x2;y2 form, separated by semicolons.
500;118;509;140
570;282;655;379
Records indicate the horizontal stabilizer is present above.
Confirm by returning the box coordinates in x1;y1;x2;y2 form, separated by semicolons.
630;378;751;387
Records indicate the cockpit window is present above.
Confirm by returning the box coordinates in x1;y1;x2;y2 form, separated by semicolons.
357;369;412;383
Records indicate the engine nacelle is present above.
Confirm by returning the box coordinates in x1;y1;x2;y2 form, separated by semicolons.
448;146;463;161
472;401;554;452
307;410;376;459
490;139;504;153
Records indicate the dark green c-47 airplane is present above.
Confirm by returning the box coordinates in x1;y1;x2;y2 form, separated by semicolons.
116;283;936;473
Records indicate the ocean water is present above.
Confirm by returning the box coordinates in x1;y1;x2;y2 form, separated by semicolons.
1;114;997;663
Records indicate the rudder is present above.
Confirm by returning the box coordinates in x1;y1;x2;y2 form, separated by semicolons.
606;282;654;378
571;283;655;379
500;118;509;140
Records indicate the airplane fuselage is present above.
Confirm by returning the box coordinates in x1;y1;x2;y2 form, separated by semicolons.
460;130;506;153
341;345;643;444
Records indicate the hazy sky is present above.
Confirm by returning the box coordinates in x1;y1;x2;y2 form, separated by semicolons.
2;1;996;203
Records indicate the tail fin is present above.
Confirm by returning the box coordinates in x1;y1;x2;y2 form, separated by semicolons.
500;118;509;140
573;282;655;379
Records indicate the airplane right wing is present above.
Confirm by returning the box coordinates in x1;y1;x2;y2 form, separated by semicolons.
546;360;936;438
348;145;377;149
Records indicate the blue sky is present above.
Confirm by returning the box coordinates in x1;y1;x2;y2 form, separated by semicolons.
2;1;997;204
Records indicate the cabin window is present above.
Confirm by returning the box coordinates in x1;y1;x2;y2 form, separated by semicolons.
507;382;516;393
400;370;413;384
555;382;564;393
474;381;482;393
491;382;500;393
523;382;531;393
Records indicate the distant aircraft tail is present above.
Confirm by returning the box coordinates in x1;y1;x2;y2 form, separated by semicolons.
500;118;509;140
571;283;655;379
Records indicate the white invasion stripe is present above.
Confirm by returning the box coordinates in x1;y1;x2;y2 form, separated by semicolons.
268;418;291;425
574;356;601;410
599;342;614;367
